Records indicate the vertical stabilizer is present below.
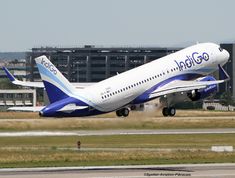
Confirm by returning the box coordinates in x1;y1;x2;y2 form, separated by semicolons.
35;55;76;103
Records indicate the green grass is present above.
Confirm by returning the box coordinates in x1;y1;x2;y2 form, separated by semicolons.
1;150;235;168
0;134;234;168
1;116;235;131
0;110;235;131
0;134;234;148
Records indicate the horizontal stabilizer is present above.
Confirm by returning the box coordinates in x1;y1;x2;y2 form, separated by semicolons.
7;106;45;112
58;104;88;113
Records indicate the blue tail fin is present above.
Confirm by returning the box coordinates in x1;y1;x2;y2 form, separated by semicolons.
35;56;76;103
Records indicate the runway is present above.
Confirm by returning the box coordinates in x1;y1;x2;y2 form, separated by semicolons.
0;163;235;178
0;128;235;137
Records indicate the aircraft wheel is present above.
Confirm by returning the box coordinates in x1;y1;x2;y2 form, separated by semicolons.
162;107;176;117
116;108;129;117
168;107;176;117
122;108;129;117
116;110;123;117
162;107;169;117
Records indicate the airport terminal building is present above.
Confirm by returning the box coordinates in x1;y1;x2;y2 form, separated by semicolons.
26;46;180;82
220;43;235;98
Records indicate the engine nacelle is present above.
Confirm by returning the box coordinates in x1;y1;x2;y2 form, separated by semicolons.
187;76;218;101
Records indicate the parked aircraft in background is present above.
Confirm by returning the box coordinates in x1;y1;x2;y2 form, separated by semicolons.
4;43;230;117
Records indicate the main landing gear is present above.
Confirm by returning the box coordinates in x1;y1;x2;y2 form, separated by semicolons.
116;108;129;117
162;107;176;117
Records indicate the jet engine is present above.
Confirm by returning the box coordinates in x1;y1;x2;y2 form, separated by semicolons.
187;76;218;101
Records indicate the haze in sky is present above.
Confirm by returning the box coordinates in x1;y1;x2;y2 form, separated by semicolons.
0;0;235;51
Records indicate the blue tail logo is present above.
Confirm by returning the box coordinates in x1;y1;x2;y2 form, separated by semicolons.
35;56;76;103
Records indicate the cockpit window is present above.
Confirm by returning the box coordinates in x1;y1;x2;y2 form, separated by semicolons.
219;47;223;52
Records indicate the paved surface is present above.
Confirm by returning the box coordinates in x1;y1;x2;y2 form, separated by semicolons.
0;163;235;178
1;116;235;122
0;128;235;137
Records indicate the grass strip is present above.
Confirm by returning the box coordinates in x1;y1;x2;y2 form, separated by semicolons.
0;134;234;168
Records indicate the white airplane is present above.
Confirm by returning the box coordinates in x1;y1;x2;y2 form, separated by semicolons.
5;43;230;117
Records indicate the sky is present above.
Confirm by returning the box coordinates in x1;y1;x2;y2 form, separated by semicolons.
0;0;235;51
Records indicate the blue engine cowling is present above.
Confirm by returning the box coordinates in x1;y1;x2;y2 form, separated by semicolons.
187;76;218;101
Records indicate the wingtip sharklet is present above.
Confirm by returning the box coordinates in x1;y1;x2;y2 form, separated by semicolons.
2;67;16;82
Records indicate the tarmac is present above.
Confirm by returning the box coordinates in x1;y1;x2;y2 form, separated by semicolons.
0;128;235;137
0;163;235;178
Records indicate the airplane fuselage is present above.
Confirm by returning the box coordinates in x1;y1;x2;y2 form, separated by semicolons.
40;43;229;117
84;43;228;111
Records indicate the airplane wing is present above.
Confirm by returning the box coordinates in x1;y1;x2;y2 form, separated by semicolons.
149;64;229;99
2;67;44;88
7;106;45;112
149;79;224;99
2;67;95;89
